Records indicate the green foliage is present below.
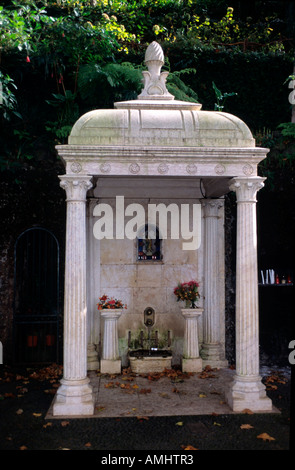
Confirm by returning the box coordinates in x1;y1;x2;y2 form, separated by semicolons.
46;90;79;142
257;124;295;192
77;61;199;108
0;0;294;169
212;81;237;111
0;71;22;120
77;62;142;107
277;122;295;139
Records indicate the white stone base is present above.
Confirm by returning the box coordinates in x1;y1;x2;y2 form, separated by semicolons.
226;375;273;412
87;344;100;371
100;359;122;374
52;378;95;416
129;355;172;374
182;357;202;373
201;359;228;369
200;343;228;369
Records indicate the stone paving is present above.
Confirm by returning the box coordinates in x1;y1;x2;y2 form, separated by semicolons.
46;366;278;419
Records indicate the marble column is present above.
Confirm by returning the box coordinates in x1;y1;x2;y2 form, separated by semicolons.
201;199;227;367
100;309;123;374
53;175;95;416
181;308;203;372
87;198;100;371
226;177;272;411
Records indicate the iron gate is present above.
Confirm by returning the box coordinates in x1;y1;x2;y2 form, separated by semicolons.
13;227;60;364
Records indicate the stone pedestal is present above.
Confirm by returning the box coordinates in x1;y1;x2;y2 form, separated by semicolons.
181;308;203;373
226;177;273;412
53;175;95;416
100;309;123;374
201;200;227;367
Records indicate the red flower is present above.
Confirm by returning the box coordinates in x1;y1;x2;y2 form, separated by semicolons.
26;56;30;63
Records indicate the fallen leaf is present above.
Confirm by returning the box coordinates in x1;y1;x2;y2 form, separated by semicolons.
19;445;28;450
105;382;115;388
61;420;70;427
120;383;130;389
137;416;149;421
139;388;151;394
257;432;275;442
240;424;254;429
85;442;92;447
32;412;42;417
16;409;23;415
43;422;52;428
213;422;221;426
242;408;254;414
95;406;105;412
198;392;207;398
176;421;184;426
181;445;198;450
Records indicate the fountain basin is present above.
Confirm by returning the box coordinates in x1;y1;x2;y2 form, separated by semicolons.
129;349;172;374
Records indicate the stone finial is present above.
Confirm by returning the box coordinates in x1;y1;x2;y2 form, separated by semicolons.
138;41;174;100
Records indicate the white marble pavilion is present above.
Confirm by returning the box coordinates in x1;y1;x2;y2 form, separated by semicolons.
52;42;273;415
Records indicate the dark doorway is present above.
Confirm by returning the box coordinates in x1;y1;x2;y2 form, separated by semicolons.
13;227;60;364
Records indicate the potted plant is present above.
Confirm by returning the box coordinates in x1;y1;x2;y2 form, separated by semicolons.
97;294;127;310
173;280;200;309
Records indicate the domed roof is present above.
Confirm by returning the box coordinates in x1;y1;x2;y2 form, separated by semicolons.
68;42;255;148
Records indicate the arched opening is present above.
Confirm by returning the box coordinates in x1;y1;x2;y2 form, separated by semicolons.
137;224;162;261
13;227;60;364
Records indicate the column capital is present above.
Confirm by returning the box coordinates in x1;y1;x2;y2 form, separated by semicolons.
201;198;224;217
59;175;93;201
229;177;266;203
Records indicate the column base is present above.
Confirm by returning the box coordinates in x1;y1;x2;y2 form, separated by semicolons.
200;343;228;368
226;374;273;412
100;359;121;375
52;377;95;416
87;343;100;371
182;357;202;373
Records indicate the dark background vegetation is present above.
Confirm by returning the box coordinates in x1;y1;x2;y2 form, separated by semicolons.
0;0;294;366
